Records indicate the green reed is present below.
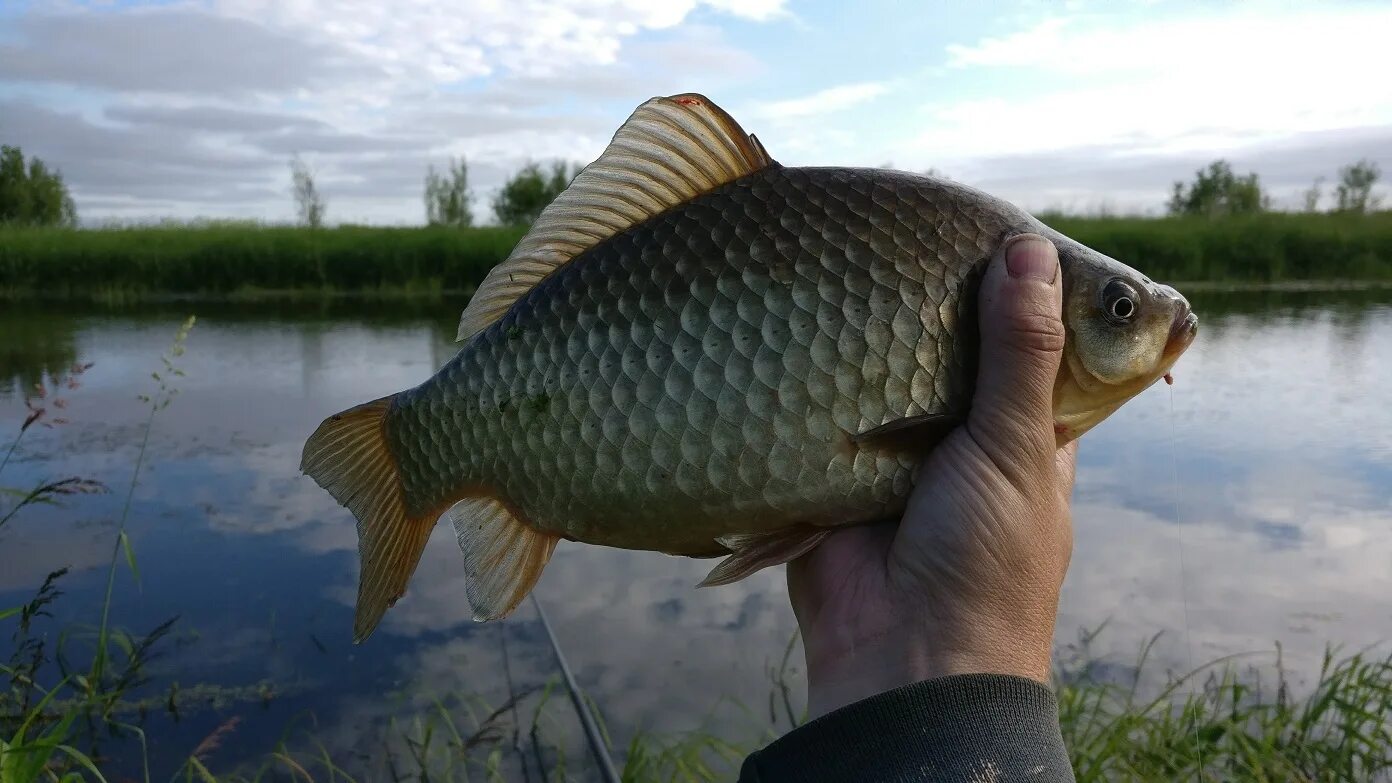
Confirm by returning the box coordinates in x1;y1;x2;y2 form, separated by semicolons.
1043;211;1392;283
0;224;526;300
3;213;1392;301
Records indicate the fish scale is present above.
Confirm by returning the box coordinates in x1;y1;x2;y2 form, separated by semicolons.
387;166;1018;554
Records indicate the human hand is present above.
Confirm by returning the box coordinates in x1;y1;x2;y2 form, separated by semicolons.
788;233;1077;720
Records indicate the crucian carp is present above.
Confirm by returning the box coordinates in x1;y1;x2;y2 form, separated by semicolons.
302;93;1198;642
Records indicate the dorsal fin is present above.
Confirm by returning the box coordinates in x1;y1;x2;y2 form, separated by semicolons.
456;93;776;341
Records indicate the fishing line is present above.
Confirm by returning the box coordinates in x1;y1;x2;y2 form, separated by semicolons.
1168;384;1204;778
497;620;533;783
531;593;622;783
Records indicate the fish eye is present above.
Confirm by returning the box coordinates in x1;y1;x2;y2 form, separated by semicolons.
1101;279;1139;326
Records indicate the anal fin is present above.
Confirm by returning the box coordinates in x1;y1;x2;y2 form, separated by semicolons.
698;526;832;587
449;497;559;622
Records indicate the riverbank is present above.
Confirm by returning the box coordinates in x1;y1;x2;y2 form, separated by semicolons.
3;212;1390;300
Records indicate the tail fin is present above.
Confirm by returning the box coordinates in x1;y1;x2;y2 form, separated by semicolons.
301;396;432;643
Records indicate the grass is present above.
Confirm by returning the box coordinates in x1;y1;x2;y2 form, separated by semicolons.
1044;211;1392;283
3;212;1392;301
1;318;194;782
3;318;1392;781
1055;627;1392;781
0;224;526;300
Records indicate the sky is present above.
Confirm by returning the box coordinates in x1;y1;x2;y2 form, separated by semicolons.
1;0;1389;225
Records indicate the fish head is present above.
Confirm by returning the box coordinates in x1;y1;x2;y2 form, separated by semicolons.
1050;235;1198;443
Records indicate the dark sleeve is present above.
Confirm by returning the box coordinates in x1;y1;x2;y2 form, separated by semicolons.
738;674;1075;783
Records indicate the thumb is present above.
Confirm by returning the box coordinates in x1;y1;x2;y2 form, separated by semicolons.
968;233;1066;470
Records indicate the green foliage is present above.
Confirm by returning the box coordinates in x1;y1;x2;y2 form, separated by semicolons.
1335;159;1382;214
1168;160;1267;217
290;156;325;229
0;223;527;298
1;212;1390;302
425;157;473;227
1057;631;1392;781
0;145;77;228
491;161;579;226
1043;211;1392;282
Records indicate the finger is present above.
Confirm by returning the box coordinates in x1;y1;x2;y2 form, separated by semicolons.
967;234;1066;475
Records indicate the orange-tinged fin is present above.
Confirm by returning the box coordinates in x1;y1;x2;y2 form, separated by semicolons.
300;396;430;643
852;413;962;455
698;526;832;587
448;497;559;622
456;93;776;341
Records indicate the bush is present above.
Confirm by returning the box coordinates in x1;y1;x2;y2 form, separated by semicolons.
0;145;77;227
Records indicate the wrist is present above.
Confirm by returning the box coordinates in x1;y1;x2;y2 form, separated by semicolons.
802;623;1054;720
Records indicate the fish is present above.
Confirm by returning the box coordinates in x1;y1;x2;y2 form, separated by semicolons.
302;93;1199;642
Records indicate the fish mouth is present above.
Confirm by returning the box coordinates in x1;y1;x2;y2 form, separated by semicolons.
1164;307;1199;357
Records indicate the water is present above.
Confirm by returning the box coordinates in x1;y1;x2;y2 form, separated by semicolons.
2;290;1390;778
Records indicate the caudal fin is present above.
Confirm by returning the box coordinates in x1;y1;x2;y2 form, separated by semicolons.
301;396;433;643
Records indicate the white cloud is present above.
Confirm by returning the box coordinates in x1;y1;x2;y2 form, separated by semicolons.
754;81;890;120
701;0;787;22
211;0;783;83
3;1;1388;221
926;7;1392;160
0;0;785;223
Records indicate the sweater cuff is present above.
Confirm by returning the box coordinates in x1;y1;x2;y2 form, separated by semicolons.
739;674;1074;782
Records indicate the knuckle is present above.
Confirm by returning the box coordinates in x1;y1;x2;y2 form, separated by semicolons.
966;412;1057;485
1008;312;1067;355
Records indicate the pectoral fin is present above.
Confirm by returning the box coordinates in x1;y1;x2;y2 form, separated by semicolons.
852;413;962;455
698;526;832;587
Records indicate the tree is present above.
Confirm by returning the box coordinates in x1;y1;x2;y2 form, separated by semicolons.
1302;177;1324;212
1334;159;1381;214
492;161;579;226
425;157;473;227
1167;160;1266;217
0;144;77;227
290;155;325;228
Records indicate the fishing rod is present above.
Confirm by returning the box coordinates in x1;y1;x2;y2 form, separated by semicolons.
530;594;622;783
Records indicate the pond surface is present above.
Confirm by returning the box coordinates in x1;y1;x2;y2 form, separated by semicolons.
2;289;1390;779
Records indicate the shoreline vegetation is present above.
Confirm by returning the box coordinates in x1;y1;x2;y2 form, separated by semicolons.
3;211;1392;301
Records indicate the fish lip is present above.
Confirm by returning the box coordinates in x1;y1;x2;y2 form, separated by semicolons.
1164;307;1199;357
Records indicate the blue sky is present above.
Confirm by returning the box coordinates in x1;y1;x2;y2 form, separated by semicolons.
1;0;1388;223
